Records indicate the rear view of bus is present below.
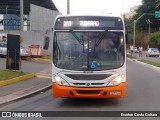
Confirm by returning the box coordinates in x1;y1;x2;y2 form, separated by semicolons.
52;15;126;98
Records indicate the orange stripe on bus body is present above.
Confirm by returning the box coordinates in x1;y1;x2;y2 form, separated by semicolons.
52;82;126;98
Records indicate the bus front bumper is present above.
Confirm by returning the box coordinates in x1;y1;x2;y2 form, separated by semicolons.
52;82;126;98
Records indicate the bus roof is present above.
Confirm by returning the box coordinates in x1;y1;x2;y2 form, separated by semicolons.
55;14;123;19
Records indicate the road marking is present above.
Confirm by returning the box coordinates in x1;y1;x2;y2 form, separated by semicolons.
36;67;52;79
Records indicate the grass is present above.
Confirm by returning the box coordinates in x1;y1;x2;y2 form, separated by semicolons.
0;70;26;81
127;54;137;59
41;55;51;60
138;59;160;67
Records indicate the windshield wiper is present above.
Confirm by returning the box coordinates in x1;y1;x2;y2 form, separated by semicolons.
95;30;108;47
70;30;83;45
54;33;61;57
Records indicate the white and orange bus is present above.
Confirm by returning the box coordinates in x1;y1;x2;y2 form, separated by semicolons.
47;15;127;98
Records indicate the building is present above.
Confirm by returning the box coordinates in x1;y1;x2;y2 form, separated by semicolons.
121;6;139;19
0;0;61;54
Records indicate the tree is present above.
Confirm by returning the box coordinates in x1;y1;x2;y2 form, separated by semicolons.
124;0;160;48
132;0;160;31
149;31;160;50
155;0;160;8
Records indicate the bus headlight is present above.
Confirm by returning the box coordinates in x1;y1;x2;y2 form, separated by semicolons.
55;76;69;86
107;75;125;86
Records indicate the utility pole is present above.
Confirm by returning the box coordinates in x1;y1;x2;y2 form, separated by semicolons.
20;0;24;31
133;20;136;47
133;13;154;47
67;0;70;15
147;18;151;49
5;5;8;30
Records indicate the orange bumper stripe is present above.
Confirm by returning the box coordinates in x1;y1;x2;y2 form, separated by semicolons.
52;82;126;98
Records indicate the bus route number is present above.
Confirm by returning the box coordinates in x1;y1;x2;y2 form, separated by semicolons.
63;21;72;27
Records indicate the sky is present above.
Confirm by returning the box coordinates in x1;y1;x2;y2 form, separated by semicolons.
53;0;142;15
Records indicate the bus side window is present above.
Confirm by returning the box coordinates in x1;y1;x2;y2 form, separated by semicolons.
43;36;50;50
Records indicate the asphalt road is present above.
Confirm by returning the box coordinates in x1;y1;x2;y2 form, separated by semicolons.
0;57;51;73
0;60;160;120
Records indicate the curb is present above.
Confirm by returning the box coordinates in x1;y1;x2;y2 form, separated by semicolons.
0;73;36;87
32;58;51;63
0;84;52;106
127;58;160;72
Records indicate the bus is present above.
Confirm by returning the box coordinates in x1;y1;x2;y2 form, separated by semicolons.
45;15;127;98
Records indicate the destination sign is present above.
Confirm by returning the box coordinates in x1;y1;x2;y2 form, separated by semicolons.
55;16;123;30
63;21;100;27
79;21;99;26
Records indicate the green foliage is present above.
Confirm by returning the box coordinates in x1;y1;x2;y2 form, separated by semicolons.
42;55;51;60
135;31;148;50
149;31;160;50
125;0;160;31
133;0;160;31
0;70;26;81
127;55;136;59
124;0;160;49
124;17;133;33
138;59;160;67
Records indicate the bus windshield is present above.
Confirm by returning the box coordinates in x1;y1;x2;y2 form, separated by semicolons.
53;31;125;71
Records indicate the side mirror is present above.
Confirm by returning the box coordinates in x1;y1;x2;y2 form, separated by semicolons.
43;36;50;50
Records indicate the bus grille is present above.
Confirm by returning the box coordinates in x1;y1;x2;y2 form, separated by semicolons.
91;83;104;85
73;83;86;85
72;83;104;86
65;74;112;80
